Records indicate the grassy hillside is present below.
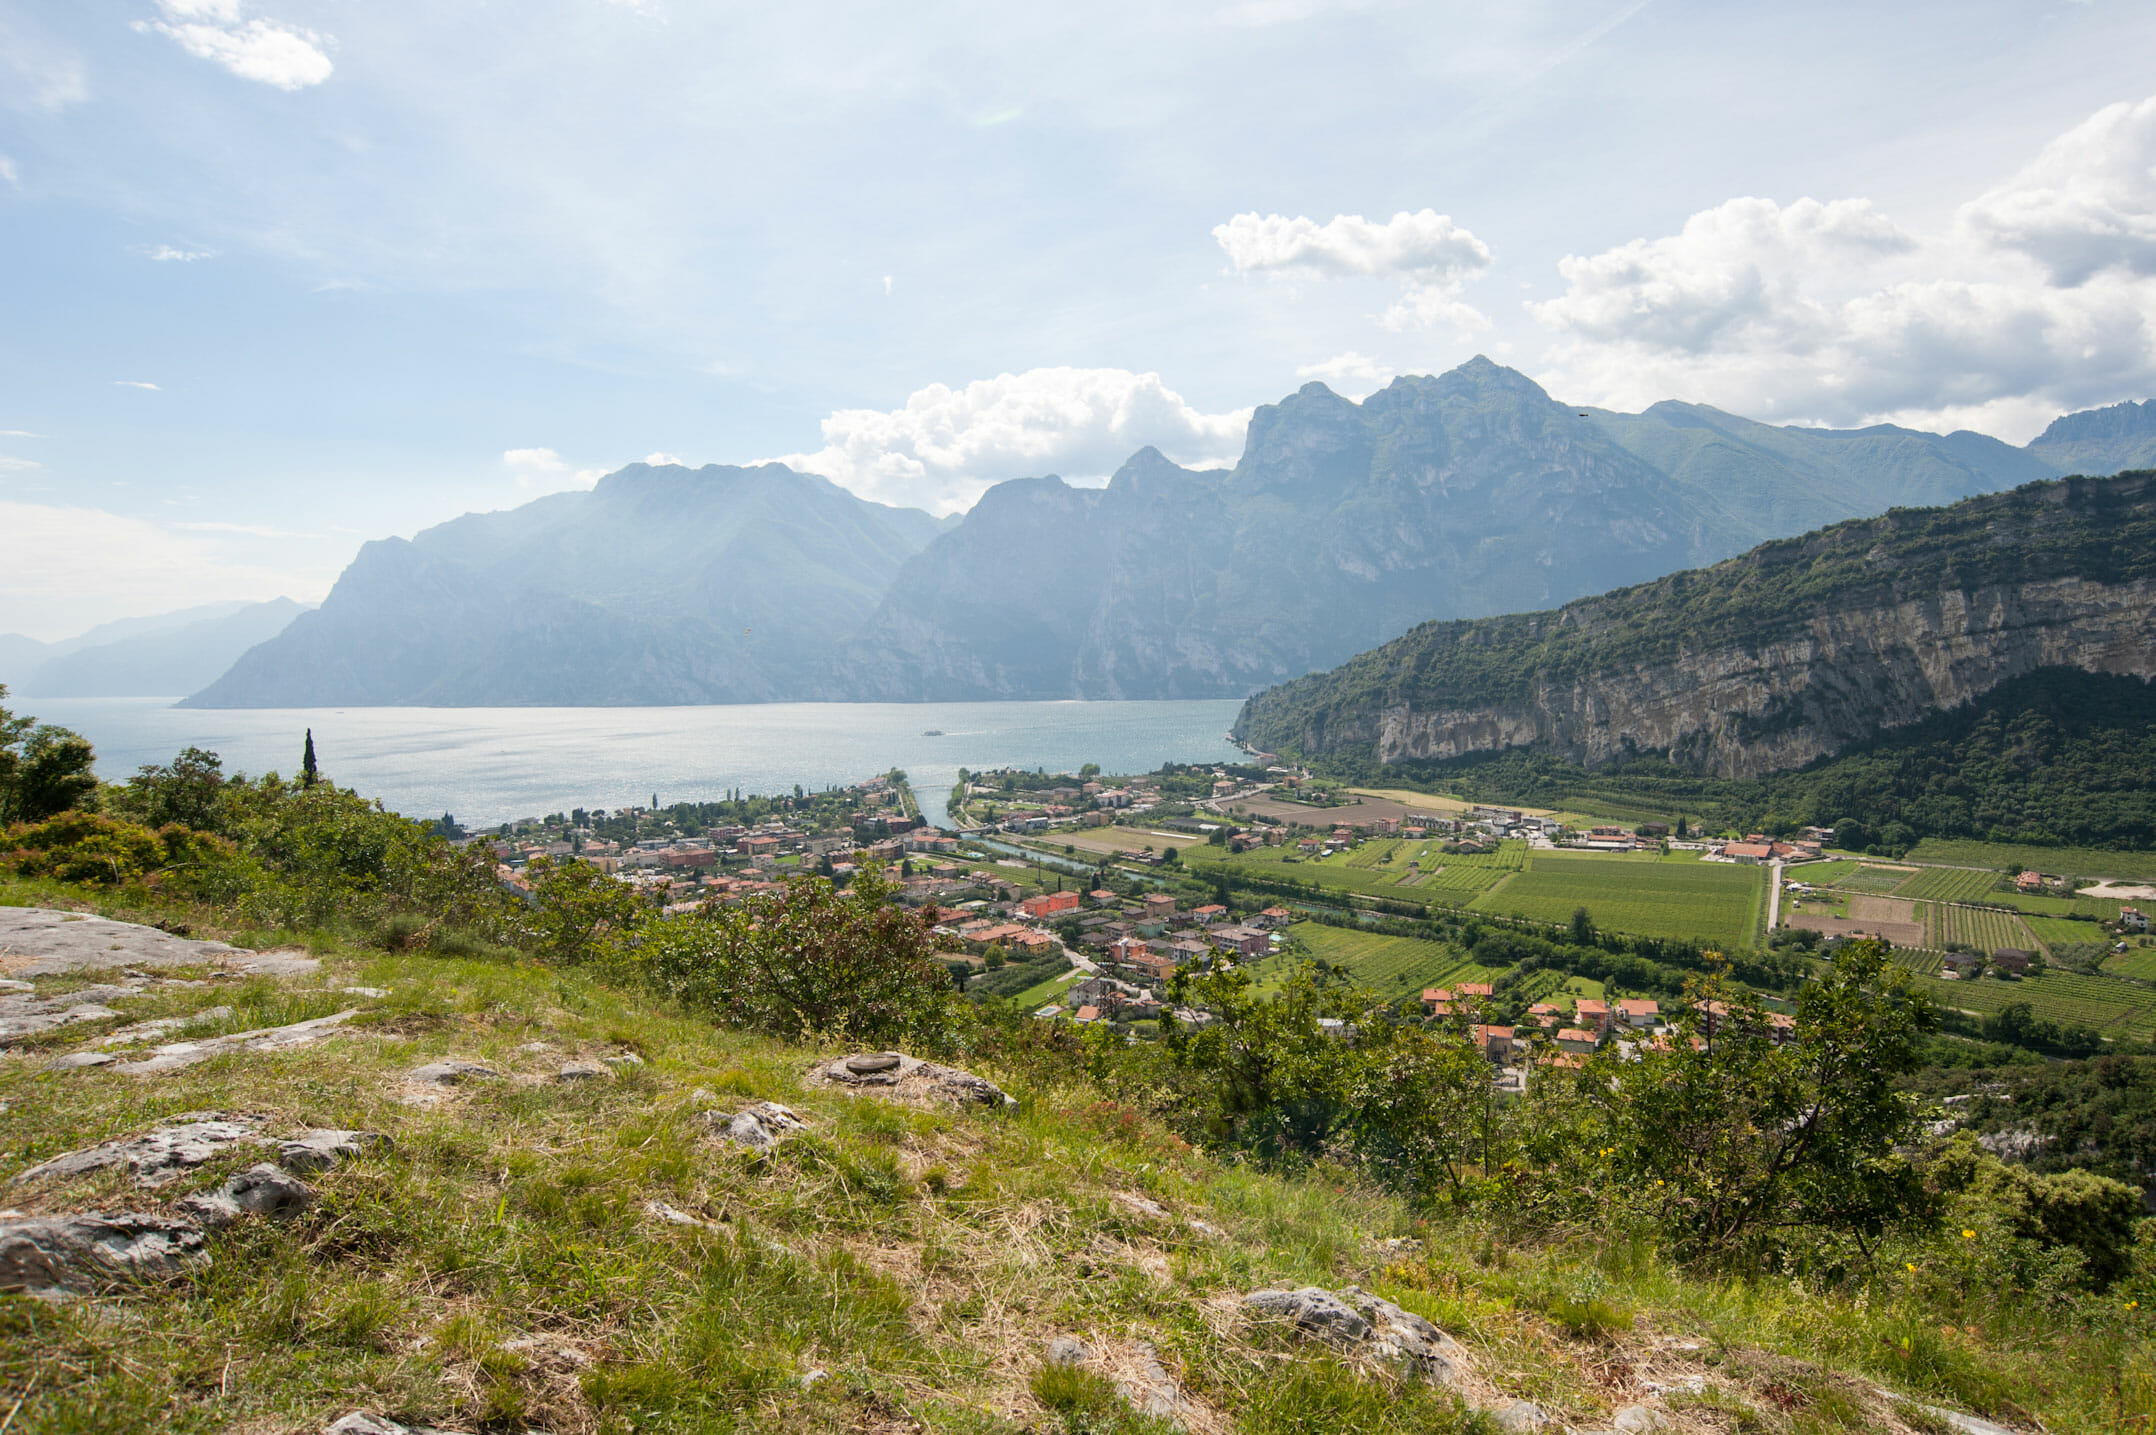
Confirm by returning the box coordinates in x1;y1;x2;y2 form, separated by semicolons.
4;875;2153;1435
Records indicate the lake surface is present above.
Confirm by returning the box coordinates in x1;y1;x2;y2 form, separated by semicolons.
22;698;1248;829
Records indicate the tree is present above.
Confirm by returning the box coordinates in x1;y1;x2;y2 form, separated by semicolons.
984;942;1007;970
526;856;650;966
0;689;98;825
1588;942;1936;1255
1569;905;1594;945
301;729;319;788
118;746;228;831
1079;762;1100;779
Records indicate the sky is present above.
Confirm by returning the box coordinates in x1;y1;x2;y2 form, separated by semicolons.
4;0;2156;639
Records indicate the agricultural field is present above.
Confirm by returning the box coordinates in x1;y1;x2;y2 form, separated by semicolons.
1247;922;1494;1001
1047;826;1210;856
1834;865;1916;893
1918;967;2156;1042
1788;858;1862;884
2104;946;2156;981
1935;904;2037;954
1469;850;1764;948
1894;866;2003;902
2022;914;2113;952
1194;839;1526;911
1902;839;2156;882
1999;891;2127;921
1891;948;1945;977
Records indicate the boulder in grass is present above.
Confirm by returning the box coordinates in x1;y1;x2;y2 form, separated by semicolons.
809;1051;1015;1109
0;1211;208;1294
178;1164;314;1228
12;1117;260;1189
709;1101;808;1150
1243;1284;1472;1391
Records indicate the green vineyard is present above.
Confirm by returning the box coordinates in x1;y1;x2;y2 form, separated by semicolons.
1253;923;1496;1001
1918;967;2156;1041
1894;866;2003;902
1935;904;2037;954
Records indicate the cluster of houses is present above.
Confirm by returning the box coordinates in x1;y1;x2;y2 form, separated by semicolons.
1706;830;1829;865
1418;986;1795;1083
1024;893;1294;1023
963;774;1168;834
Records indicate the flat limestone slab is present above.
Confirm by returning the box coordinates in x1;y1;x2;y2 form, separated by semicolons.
0;907;315;978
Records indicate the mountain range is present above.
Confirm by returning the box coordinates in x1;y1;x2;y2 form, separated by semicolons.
182;358;2156;707
1231;471;2156;781
0;599;311;700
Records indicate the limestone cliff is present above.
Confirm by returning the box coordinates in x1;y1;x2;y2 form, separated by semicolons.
1234;473;2156;779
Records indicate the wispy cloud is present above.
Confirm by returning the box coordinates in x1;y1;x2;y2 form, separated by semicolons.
173;519;315;538
0;455;43;471
502;447;606;492
0;430;40;439
143;243;218;262
137;1;335;91
0;155;17;189
113;380;162;391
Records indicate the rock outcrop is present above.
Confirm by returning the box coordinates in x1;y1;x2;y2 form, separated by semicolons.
808;1052;1016;1108
0;1212;209;1294
1236;473;2156;779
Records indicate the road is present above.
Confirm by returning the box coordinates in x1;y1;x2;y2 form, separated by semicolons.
1766;858;1784;936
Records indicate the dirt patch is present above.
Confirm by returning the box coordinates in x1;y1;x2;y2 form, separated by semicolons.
1847;896;1918;925
1784;912;1927;948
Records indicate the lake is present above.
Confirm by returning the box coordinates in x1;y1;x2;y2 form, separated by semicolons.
20;698;1249;829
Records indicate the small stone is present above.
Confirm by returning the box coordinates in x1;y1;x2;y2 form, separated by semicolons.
325;1416;409;1435
800;1368;828;1388
645;1200;721;1229
1490;1400;1546;1432
46;1051;115;1071
1187;1218;1221;1236
276;1129;391;1174
689;1086;719;1104
1116;1192;1168;1219
1045;1335;1092;1366
1611;1405;1664;1433
406;1061;498;1086
556;1062;607;1081
500;1334;591;1370
179;1164;312;1229
845;1052;903;1074
713;1102;807;1150
604;1052;644;1068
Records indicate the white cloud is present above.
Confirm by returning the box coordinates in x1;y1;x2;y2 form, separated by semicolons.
144;244;217;262
0;456;43;472
1964;94;2156;286
1528;103;2156;441
0;155;16;189
776;367;1252;514
139;2;334;91
0;500;338;640
173;519;313;538
1295;350;1396;397
1214;208;1495;336
0;431;40;439
0;15;88;113
114;380;162;391
1214;208;1491;282
502;447;605;492
642;451;687;467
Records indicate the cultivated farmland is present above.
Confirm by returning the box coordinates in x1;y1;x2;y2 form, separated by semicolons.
1836;865;1916;893
1918;968;2156;1041
1935;904;2037;954
1470;851;1763;948
2105;947;2156;981
1903;840;2156;883
1250;922;1495;1001
1894;867;2003;902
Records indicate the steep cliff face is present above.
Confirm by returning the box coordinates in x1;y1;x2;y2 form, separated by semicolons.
1235;473;2156;779
1360;577;2156;778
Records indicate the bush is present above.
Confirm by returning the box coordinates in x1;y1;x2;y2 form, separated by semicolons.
622;867;972;1053
2;812;232;887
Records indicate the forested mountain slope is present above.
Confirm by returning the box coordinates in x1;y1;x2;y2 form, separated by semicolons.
1233;472;2156;781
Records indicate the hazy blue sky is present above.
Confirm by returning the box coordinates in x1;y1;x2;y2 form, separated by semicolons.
4;0;2156;637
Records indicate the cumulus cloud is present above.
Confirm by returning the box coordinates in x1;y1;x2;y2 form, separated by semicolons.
0;500;337;640
1528;97;2156;440
776;367;1252;514
642;451;687;467
144;244;217;262
502;447;606;492
1964;95;2156;286
1214;208;1494;335
138;1;334;91
1295;350;1396;397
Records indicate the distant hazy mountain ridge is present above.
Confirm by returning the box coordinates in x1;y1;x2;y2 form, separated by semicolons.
183;464;944;708
1232;472;2156;779
181;360;2155;707
1;599;310;698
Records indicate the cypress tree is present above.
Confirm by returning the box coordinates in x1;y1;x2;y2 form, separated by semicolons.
301;729;319;788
